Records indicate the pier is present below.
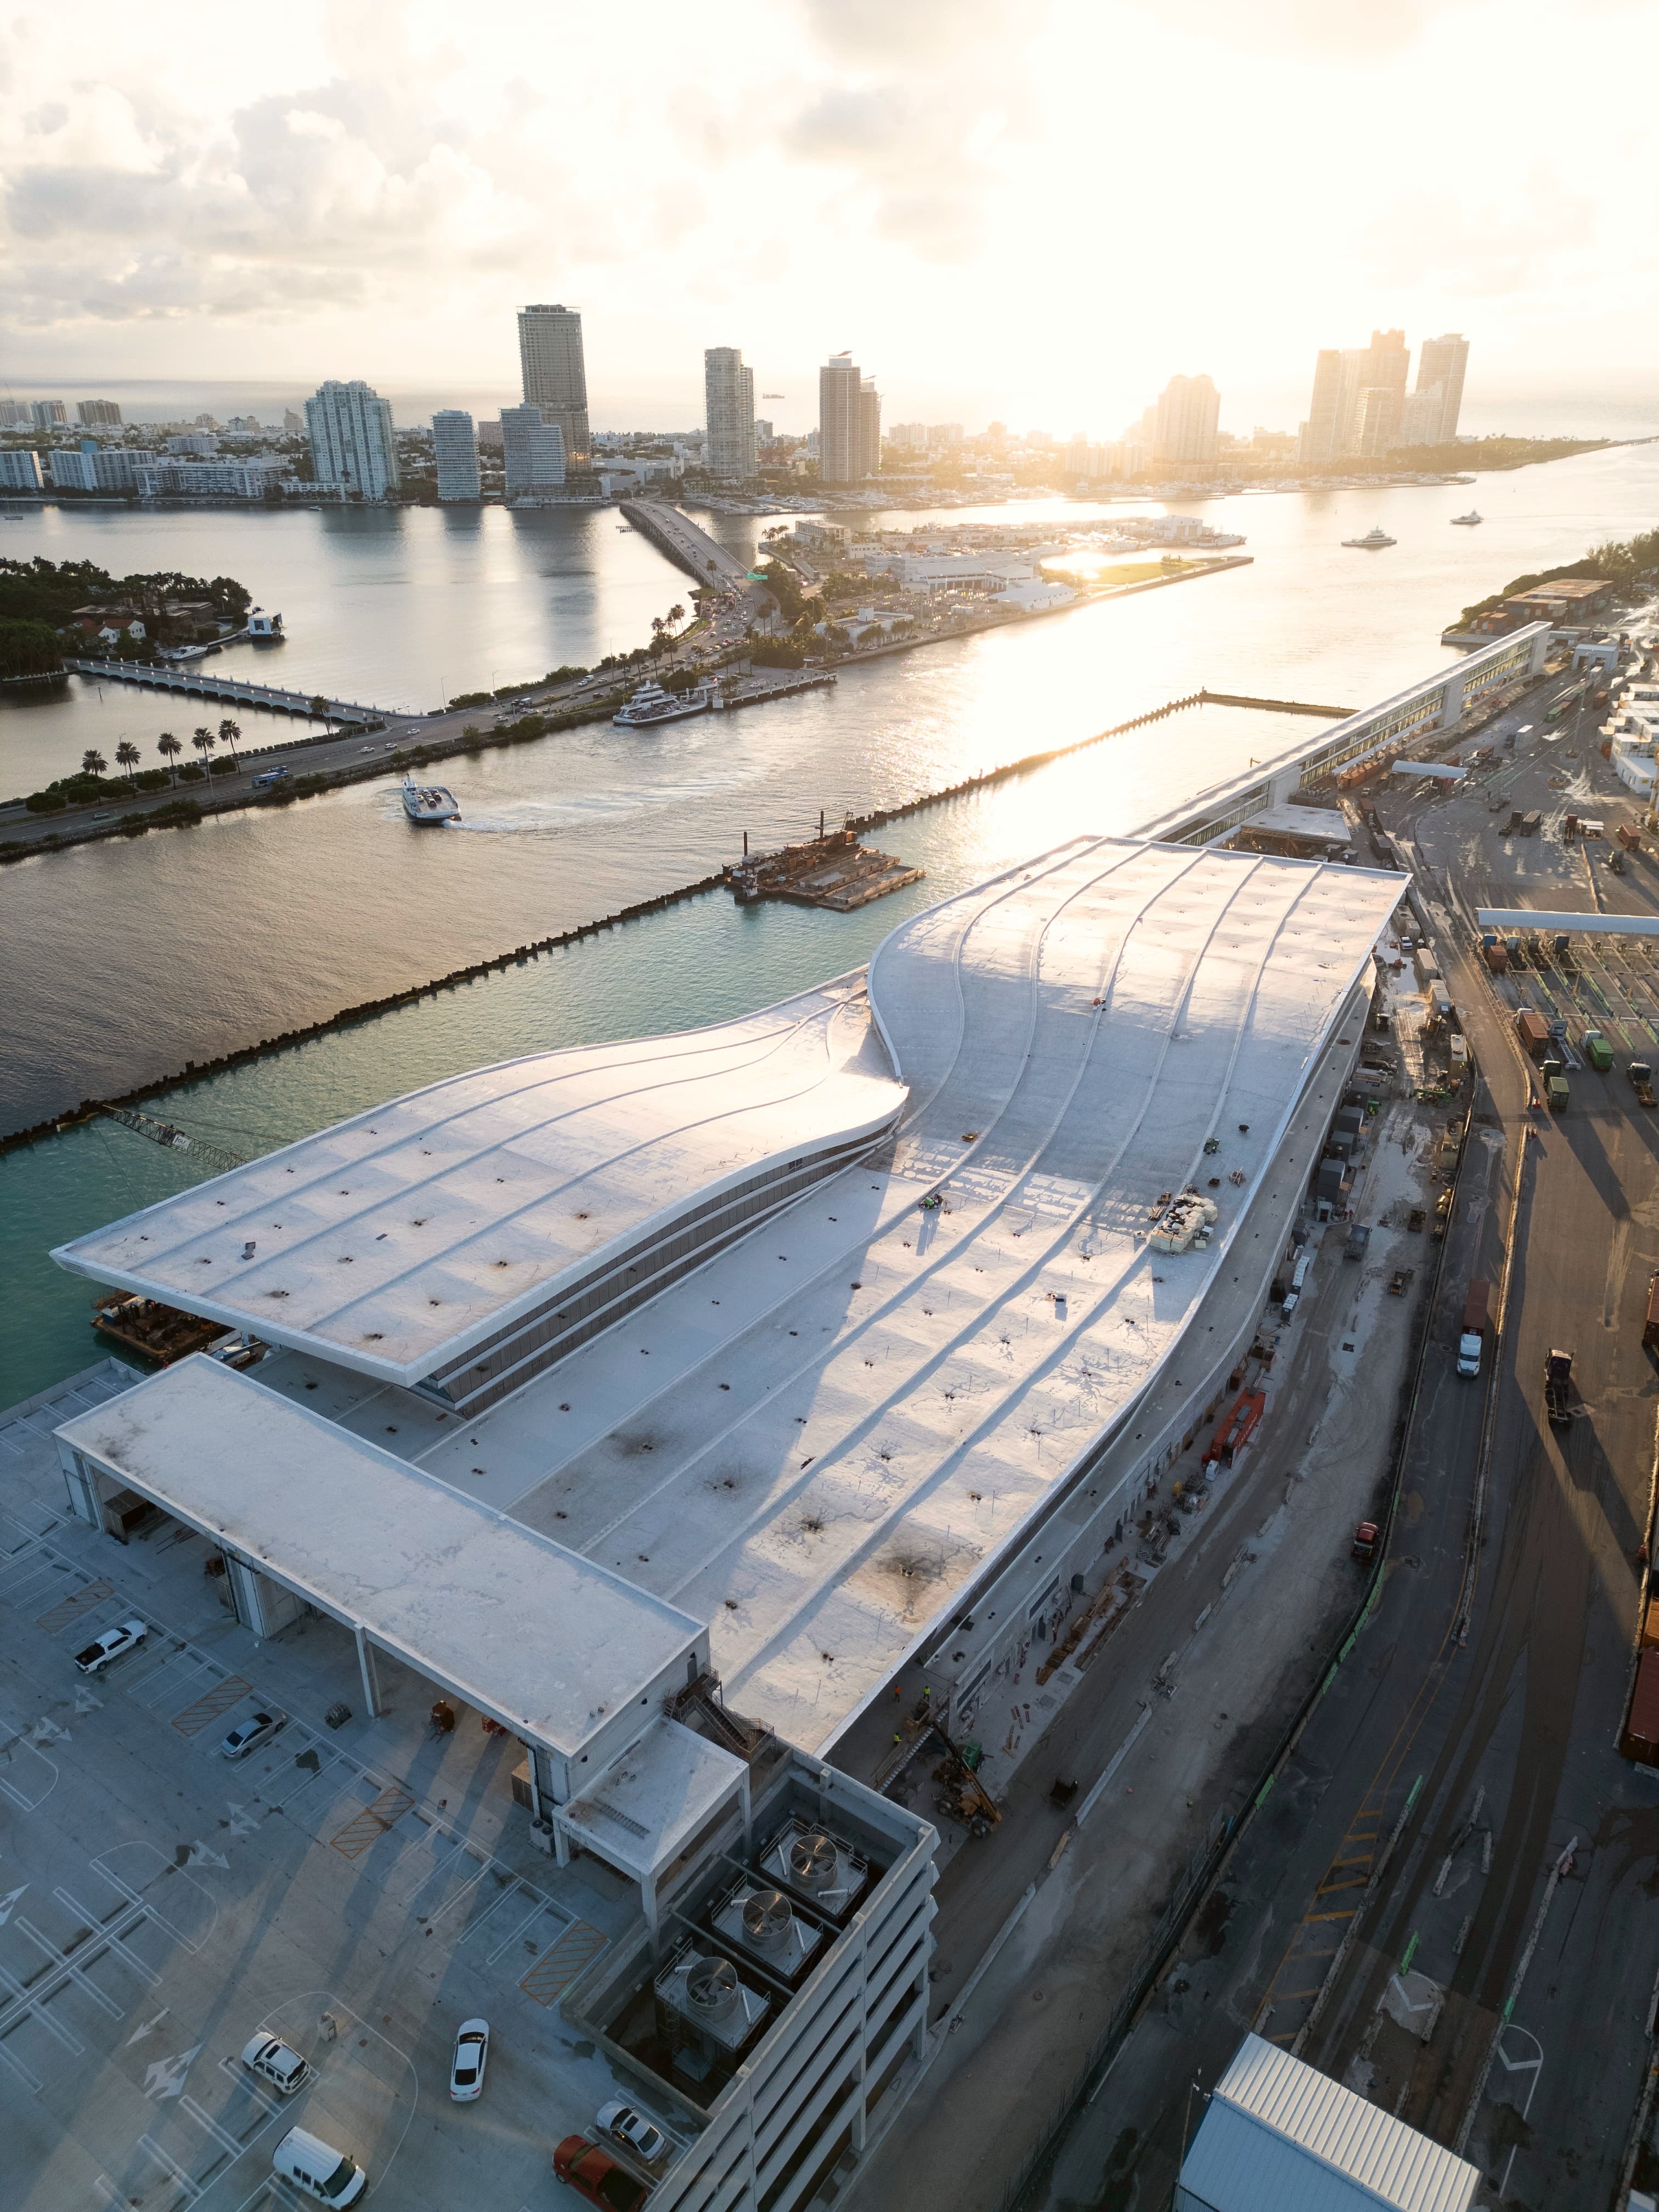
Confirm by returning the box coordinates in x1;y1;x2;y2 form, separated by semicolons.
618;501;751;588
61;658;402;726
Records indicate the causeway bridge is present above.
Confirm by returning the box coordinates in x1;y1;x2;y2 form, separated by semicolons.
619;502;752;588
61;659;408;726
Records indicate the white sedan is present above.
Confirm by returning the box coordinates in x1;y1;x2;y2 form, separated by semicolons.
597;2100;668;2164
449;2019;489;2101
74;1619;147;1674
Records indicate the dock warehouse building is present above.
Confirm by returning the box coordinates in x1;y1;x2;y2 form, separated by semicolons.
51;832;1406;2210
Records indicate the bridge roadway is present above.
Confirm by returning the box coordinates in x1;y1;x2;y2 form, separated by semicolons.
618;500;752;587
61;657;402;726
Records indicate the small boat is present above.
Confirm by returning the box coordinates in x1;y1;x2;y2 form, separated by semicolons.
402;771;459;823
1342;526;1397;550
1450;510;1483;527
612;678;719;728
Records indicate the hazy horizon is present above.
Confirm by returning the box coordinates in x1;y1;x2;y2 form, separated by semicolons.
3;0;1655;448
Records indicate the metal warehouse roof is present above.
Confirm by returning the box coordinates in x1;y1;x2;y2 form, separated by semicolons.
53;1355;702;1763
52;975;904;1386
1178;2034;1478;2212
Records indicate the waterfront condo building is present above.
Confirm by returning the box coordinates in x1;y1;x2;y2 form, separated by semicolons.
501;403;567;497
1413;333;1469;445
1297;349;1344;465
820;352;878;484
704;347;757;481
432;409;481;500
31;398;68;428
518;303;590;470
77;398;122;426
1152;373;1220;465
304;379;401;500
0;449;43;491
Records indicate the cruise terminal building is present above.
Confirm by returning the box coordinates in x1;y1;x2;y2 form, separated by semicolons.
52;821;1413;2210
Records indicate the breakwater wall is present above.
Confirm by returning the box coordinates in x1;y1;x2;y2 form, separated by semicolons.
0;687;1218;1156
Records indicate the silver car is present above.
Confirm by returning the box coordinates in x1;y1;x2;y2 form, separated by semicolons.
220;1711;286;1760
597;2100;668;2164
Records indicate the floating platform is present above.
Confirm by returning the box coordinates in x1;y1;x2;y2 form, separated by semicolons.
91;1291;223;1364
729;823;924;911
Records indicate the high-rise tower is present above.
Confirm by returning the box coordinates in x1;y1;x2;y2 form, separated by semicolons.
304;380;400;499
1151;374;1220;465
517;304;590;470
432;409;481;500
1414;334;1470;444
704;348;757;481
819;353;868;484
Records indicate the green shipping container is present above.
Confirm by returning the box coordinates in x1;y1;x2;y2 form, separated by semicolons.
1548;1075;1570;1109
1584;1032;1614;1071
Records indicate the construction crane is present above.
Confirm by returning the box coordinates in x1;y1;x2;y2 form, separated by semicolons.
99;1105;247;1177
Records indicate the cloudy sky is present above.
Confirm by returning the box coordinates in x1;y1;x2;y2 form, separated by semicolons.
2;0;1652;435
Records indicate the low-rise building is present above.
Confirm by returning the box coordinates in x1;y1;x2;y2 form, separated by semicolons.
1502;577;1615;626
0;448;43;491
133;456;292;499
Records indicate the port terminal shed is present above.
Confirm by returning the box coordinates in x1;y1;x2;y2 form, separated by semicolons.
54;633;1553;2208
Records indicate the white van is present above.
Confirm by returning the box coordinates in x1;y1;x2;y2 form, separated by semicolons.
273;2126;367;2205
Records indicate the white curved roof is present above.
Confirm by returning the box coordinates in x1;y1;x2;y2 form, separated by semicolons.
52;975;904;1385
405;836;1402;1748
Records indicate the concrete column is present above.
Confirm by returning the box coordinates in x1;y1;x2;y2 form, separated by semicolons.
354;1626;386;1718
911;1967;928;2058
642;1871;659;1936
740;1771;752;1855
554;1820;571;1869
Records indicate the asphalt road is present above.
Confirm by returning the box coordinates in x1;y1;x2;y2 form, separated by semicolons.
1039;675;1659;2212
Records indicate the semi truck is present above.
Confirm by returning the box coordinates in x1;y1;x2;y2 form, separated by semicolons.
1544;1347;1576;1426
1458;1279;1491;1379
1516;1008;1551;1059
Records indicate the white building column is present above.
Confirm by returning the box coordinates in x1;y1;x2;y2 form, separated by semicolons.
354;1625;386;1718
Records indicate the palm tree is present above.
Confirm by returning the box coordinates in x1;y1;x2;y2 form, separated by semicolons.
191;726;217;775
115;740;141;785
81;748;108;778
668;603;685;627
156;731;182;783
217;716;241;766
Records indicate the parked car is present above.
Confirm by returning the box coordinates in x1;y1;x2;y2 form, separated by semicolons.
597;2100;668;2163
273;2125;366;2205
554;2136;651;2210
449;2018;490;2101
220;1711;286;1760
241;2032;311;2096
74;1619;147;1674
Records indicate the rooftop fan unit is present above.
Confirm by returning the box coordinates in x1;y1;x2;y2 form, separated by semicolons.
655;1943;768;2061
757;1817;870;1923
711;1881;823;1980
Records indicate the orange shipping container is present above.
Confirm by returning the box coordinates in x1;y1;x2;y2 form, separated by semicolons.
1643;1600;1659;1652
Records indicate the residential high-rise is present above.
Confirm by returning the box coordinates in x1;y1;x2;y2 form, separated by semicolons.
860;377;882;477
1415;334;1470;444
283;409;304;435
1297;351;1345;465
77;399;122;427
0;450;44;490
517;304;590;470
819;353;867;483
432;410;481;500
500;403;566;497
1353;385;1402;457
1344;329;1409;455
1152;374;1220;465
31;399;68;428
703;348;757;481
303;380;400;499
0;400;29;428
1398;386;1446;448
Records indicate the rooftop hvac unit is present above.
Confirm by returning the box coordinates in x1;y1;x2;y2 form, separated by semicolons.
710;1881;823;1980
757;1817;870;1922
655;1944;768;2058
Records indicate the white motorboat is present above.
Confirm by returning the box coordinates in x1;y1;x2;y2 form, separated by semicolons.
612;678;719;727
402;771;459;823
1342;526;1397;550
1451;510;1483;527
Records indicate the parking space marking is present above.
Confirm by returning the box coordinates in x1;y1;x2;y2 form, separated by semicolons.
172;1676;255;1740
0;1714;59;1810
54;1889;162;1989
0;1952;87;2055
35;1577;114;1634
17;1914;126;2019
486;1892;555;1966
137;2130;204;2204
520;1919;607;2006
133;1651;217;1711
329;1782;416;1861
180;2093;250;2160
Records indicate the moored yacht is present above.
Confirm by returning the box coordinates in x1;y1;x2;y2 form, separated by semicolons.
612;678;719;727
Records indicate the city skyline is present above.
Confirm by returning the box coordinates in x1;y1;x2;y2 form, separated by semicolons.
1;1;1652;444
